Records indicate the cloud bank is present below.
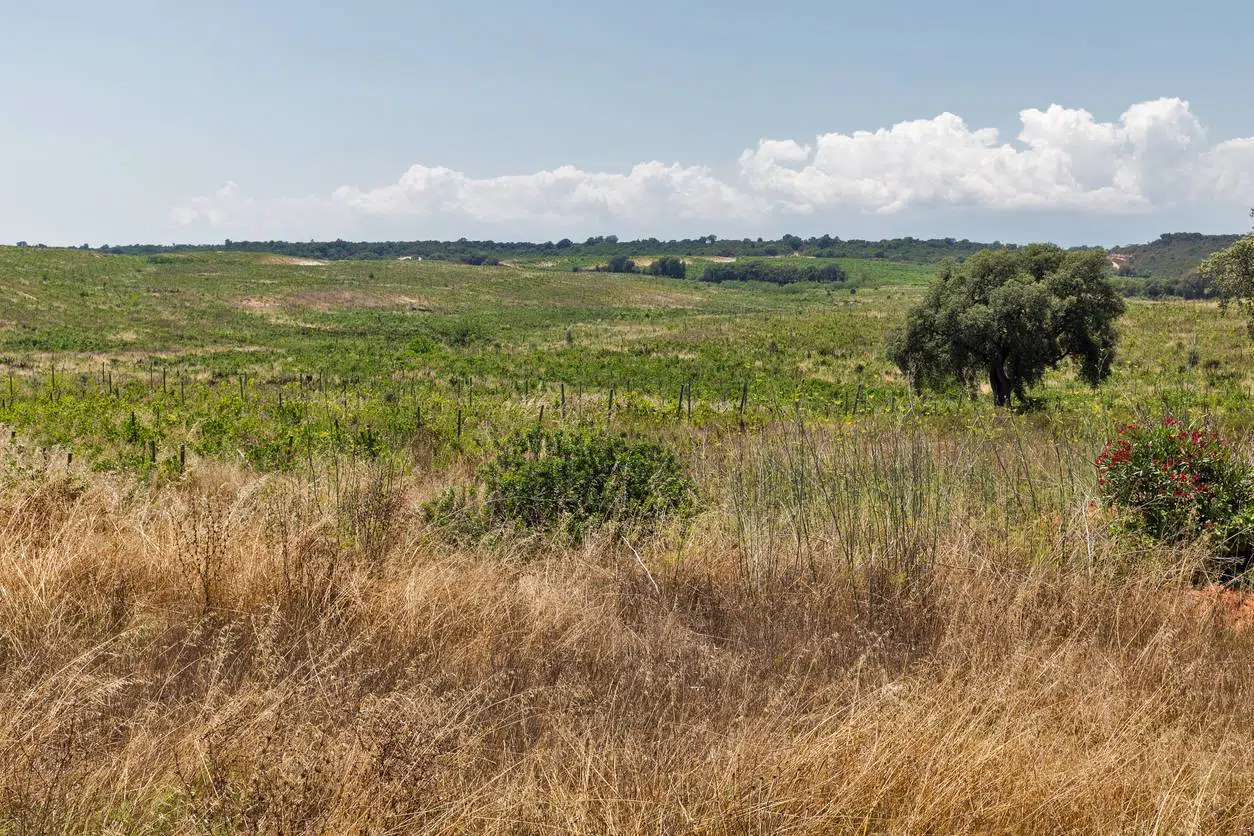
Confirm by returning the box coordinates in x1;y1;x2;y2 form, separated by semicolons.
175;98;1254;236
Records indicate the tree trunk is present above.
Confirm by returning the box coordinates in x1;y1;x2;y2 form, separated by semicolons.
988;361;1013;407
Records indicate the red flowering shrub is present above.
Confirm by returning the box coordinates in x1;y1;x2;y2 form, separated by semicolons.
1096;417;1254;572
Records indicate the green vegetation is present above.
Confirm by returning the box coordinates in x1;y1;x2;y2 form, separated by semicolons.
87;233;1003;264
427;426;696;540
647;255;686;279
0;246;962;478
1201;229;1254;331
699;260;848;285
26;228;1234;301
1;243;1250;481
888;246;1125;406
600;255;639;274
1112;232;1242;281
1097;416;1254;577
6;240;1254;831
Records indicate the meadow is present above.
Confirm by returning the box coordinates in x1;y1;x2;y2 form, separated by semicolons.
2;245;1254;833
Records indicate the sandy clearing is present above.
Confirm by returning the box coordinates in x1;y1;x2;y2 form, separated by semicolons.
396;296;435;311
262;255;329;266
623;289;704;308
236;291;435;313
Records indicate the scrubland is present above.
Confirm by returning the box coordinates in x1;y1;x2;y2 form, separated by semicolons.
1;248;1252;833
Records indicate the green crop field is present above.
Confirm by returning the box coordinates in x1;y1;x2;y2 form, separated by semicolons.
0;245;1249;476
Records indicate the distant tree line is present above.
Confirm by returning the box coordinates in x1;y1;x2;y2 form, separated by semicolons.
699;261;848;285
93;234;1004;265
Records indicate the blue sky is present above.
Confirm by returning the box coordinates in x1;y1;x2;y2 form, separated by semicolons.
4;0;1253;246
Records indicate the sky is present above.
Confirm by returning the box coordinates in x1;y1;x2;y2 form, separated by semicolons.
3;0;1253;247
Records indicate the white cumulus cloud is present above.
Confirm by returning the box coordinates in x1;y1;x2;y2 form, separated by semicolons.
739;98;1213;214
174;98;1254;235
330;161;759;225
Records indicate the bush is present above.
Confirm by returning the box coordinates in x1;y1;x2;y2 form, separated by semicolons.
425;427;696;540
647;256;687;279
699;261;847;285
1096;417;1254;575
600;255;638;274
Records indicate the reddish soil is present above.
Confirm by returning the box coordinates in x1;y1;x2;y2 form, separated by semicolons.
1185;584;1254;632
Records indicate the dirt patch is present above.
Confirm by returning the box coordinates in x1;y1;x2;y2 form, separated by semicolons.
1186;584;1254;632
236;290;434;313
700;256;736;263
264;314;335;331
626;289;704;308
262;256;329;267
290;289;379;310
239;297;277;310
396;296;435;312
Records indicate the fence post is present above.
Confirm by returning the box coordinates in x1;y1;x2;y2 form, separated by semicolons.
739;378;749;431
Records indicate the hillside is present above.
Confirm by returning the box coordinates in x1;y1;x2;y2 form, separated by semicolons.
1111;232;1242;279
14;233;1240;289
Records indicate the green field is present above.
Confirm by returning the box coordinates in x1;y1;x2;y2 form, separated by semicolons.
1;246;1249;476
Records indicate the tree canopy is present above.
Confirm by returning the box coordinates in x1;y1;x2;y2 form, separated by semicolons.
1200;218;1254;333
646;256;687;279
599;255;638;274
700;260;847;285
887;246;1125;406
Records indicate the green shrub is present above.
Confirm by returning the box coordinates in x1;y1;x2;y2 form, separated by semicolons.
1096;416;1254;575
598;255;638;274
700;260;847;285
424;427;696;540
647;256;687;279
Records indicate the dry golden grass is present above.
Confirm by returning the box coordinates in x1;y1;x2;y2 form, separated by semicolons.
2;423;1254;834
